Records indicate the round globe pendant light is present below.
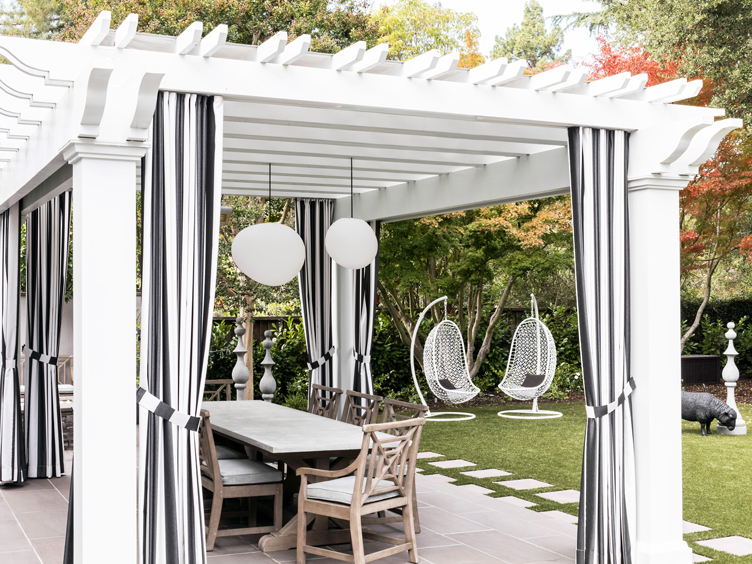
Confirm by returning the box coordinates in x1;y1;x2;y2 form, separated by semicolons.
231;164;305;286
325;159;379;270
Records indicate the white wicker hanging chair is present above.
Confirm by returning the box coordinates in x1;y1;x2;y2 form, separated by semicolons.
410;296;480;421
498;294;562;419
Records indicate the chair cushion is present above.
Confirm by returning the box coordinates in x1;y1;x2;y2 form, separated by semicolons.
218;459;283;486
438;378;458;390
307;476;401;505
521;374;546;388
215;444;246;460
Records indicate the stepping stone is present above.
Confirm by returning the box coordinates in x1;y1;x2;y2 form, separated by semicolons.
496;478;551;490
453;484;495;496
537;490;580;504
683;521;711;534
496;496;537;508
415;467;424;473
430;459;477;469
692;555;712;563
461;468;513;479
417;452;445;459
696;536;752;556
420;473;457;484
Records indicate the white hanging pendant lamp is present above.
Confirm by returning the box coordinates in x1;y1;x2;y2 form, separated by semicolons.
325;158;379;269
231;164;305;286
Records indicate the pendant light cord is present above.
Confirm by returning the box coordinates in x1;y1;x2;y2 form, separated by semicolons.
268;163;272;221
350;158;353;219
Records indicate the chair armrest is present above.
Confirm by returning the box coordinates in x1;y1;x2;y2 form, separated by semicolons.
297;458;360;479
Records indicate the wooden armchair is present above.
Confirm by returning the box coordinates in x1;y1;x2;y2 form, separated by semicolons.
199;409;284;551
340;390;382;427
296;417;425;564
308;384;344;419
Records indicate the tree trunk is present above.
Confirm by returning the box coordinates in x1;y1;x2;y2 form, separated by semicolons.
680;255;718;352
468;275;516;378
241;297;255;400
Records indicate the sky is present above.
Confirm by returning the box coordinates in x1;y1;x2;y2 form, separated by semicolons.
376;0;602;64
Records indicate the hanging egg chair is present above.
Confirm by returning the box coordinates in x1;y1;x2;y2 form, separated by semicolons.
497;294;561;419
410;296;480;421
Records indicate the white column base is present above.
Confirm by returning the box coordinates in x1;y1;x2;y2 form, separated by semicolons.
636;540;692;564
717;420;747;435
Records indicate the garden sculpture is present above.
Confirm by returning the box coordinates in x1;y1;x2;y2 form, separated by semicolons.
681;391;737;436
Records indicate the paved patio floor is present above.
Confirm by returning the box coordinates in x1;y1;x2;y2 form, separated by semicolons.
0;449;577;564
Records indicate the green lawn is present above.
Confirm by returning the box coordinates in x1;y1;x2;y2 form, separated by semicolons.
417;401;752;564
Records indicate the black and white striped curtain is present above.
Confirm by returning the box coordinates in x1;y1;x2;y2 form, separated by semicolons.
568;127;636;564
137;92;223;564
0;203;24;483
25;192;70;479
352;221;380;398
296;199;335;401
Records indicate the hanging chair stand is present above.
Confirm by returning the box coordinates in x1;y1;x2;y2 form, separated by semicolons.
410;297;479;422
498;294;562;420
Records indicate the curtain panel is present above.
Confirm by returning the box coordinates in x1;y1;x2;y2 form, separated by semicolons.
352;221;380;399
0;203;24;483
25;192;71;479
295;199;335;402
137;92;223;564
568;127;636;564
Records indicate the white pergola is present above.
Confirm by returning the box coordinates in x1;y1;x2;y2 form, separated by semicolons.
0;11;741;564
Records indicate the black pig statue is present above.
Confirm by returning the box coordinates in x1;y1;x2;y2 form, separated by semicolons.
681;391;737;436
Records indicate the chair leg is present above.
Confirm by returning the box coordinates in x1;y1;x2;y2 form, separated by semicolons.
297;499;307;564
403;500;419;564
206;491;223;552
412;488;421;534
350;509;366;564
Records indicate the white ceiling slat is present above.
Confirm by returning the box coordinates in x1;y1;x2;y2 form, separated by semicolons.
173;22;203;55
199;25;228;58
223;172;387;189
384;50;441;78
223;154;456;176
486;59;527;87
115;14;138;49
417;52;459;80
79;11;111;47
330;41;367;71
273;35;311;66
221;186;360;199
608;74;648;99
660;79;703;104
223;162;424;183
255;31;288;63
546;68;588;93
624;78;687;102
0;74;55;109
350;44;388;73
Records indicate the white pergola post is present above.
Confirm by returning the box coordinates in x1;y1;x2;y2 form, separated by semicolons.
64;142;144;564
332;261;355;394
628;176;692;564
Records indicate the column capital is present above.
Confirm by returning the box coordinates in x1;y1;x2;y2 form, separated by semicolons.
62;140;148;165
627;174;690;193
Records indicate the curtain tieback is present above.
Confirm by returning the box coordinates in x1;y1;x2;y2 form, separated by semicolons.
307;346;336;370
585;377;636;419
136;387;200;432
353;349;371;363
22;345;57;366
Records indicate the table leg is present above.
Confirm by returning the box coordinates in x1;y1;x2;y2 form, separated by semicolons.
313;457;330;532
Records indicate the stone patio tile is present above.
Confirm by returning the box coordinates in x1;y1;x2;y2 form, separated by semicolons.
210;536;259;556
418;474;456;484
2;489;68;513
415;467;424;472
370;523;459;550
31;537;67;564
524;533;577;558
683;520;711;534
429;459;477;469
51;476;71;501
453;484;495;496
417;452;445;459
0;479;54;492
448;530;567;564
417;506;493;535
495;496;537;508
462;510;557;541
206;552;275;562
692;555;712;563
418;543;506;564
535;511;578;524
0;551;41;564
0;519;34;553
496;478;552;490
419;492;494;515
536;490;580;504
0;499;15;522
696;536;752;556
461;469;513;479
16;509;67;539
535;519;579;539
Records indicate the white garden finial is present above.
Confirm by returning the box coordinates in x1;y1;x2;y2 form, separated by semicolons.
717;321;747;435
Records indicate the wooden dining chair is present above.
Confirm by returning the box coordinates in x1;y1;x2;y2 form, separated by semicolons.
296;417;426;564
308;384;344;419
368;398;429;532
199;409;284;551
340;390;382;427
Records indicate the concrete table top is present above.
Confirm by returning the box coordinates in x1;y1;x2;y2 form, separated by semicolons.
201;400;369;456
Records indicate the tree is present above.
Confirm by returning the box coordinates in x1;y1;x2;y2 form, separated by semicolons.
378;198;572;379
680;134;752;349
490;0;569;72
373;0;480;61
0;0;62;38
563;0;752;123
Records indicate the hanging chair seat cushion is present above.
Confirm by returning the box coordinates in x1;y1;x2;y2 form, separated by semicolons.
438;378;458;390
521;374;546;388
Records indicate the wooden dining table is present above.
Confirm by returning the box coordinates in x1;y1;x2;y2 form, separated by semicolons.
201;399;375;553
